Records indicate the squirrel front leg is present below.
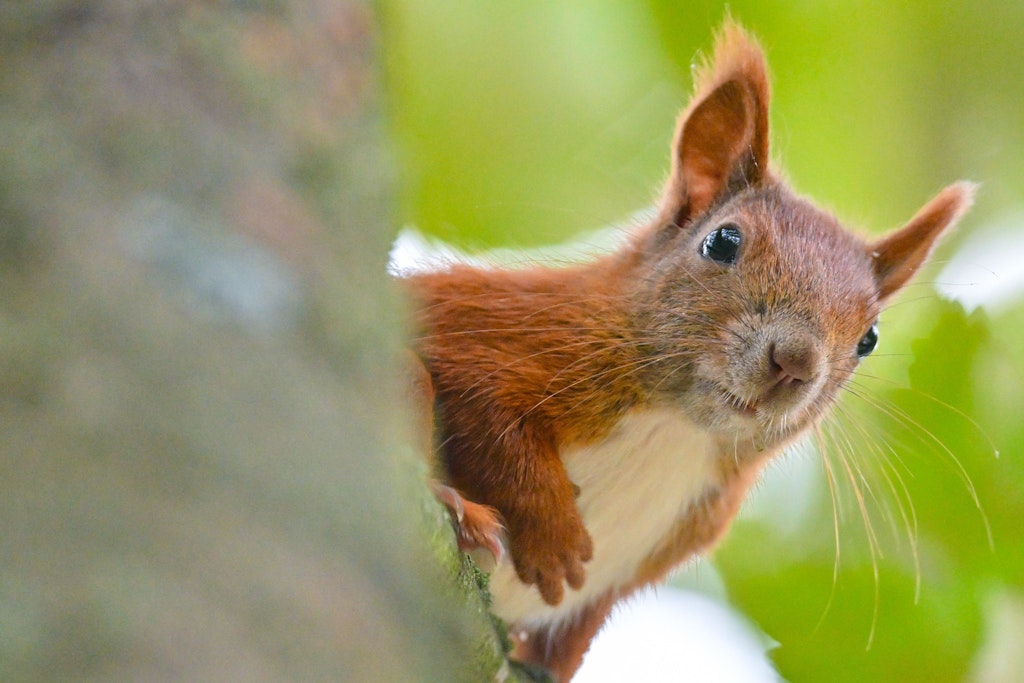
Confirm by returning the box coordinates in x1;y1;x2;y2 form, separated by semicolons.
414;347;592;604
447;421;593;606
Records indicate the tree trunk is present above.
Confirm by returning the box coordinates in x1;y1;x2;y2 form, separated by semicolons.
0;2;511;681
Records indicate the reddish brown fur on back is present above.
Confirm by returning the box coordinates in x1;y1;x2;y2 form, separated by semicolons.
410;253;644;450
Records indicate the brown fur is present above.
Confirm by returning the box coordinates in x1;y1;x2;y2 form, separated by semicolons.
404;20;974;681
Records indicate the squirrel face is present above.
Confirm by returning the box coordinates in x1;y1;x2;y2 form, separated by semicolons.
634;183;876;438
633;183;882;441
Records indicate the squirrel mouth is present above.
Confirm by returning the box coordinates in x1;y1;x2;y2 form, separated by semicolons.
722;389;759;416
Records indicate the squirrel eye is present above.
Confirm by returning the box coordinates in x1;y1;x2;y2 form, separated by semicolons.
700;224;742;264
857;323;879;358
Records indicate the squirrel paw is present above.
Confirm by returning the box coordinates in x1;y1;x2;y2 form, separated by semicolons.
432;482;506;567
511;514;593;606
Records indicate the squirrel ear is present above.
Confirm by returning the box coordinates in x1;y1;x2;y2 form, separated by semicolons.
871;182;977;300
659;21;770;227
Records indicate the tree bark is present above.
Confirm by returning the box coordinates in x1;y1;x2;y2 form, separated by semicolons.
0;2;510;681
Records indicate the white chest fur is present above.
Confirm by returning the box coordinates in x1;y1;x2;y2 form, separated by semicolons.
488;407;722;626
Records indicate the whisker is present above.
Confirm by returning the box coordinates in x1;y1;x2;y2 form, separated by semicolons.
492;354;673;444
850;370;999;459
826;415;882;650
843;379;992;549
830;400;922;600
810;424;842;637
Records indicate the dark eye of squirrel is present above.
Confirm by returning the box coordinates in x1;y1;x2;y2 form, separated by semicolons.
700;224;742;264
857;323;879;358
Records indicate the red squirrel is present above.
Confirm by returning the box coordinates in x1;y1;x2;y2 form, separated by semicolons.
403;21;975;682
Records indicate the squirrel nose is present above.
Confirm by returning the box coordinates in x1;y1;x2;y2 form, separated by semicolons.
768;340;819;385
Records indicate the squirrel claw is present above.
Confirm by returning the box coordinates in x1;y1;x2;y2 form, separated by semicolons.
431;482;507;568
431;481;465;523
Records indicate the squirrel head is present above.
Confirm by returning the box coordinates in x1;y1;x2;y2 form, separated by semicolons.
633;21;975;441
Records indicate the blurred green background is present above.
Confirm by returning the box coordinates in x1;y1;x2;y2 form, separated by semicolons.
382;1;1024;681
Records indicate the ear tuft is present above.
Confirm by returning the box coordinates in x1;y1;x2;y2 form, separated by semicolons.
690;20;771;133
871;181;978;300
659;20;771;228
